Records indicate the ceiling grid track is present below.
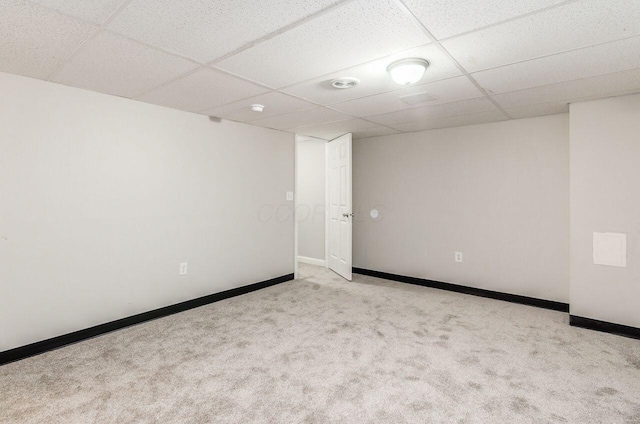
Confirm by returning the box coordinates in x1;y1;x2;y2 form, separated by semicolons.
134;0;356;100
435;0;581;45
5;0;639;139
392;0;512;119
440;29;640;80
208;0;357;67
45;0;136;80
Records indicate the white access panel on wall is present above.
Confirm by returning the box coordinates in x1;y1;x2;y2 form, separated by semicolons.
327;133;352;281
593;232;627;267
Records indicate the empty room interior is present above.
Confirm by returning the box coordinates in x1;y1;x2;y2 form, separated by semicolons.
2;0;640;422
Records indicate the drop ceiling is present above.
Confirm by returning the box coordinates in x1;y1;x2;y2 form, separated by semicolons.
2;0;640;140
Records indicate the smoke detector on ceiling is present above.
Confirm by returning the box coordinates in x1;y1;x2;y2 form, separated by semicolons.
250;104;265;112
330;77;360;89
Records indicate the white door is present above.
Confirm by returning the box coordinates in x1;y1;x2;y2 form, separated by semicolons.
328;133;352;281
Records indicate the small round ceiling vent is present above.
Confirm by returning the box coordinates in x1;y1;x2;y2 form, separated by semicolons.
330;77;360;89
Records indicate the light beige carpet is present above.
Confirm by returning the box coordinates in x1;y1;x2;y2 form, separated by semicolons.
1;264;640;423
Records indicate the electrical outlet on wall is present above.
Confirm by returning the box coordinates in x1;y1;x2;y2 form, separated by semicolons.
455;252;463;263
286;191;294;201
179;262;188;275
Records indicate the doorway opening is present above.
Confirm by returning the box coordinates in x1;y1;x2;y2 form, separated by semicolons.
294;133;352;281
294;135;327;279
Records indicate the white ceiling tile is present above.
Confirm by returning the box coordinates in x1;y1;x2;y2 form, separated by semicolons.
281;43;461;104
3;0;639;136
293;118;378;140
402;0;565;40
442;0;640;72
492;68;640;108
0;0;98;79
330;76;484;117
391;110;508;132
250;107;351;130
366;97;498;125
137;67;269;112
214;0;430;88
504;102;569;119
201;92;316;122
572;88;640;105
352;126;401;139
29;0;125;24
474;36;640;94
51;31;199;98
108;0;342;63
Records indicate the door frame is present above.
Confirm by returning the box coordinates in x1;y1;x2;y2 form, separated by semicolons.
324;138;330;272
294;134;329;279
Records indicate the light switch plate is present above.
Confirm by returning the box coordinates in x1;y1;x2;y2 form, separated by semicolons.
593;232;626;267
286;191;294;201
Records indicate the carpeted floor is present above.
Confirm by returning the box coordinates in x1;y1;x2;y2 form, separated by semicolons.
1;264;640;423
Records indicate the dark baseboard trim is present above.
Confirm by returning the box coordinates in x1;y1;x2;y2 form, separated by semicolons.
0;273;294;366
353;268;569;313
570;315;640;340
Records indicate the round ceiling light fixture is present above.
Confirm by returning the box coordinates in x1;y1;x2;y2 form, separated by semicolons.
330;77;360;89
250;104;265;112
387;58;429;86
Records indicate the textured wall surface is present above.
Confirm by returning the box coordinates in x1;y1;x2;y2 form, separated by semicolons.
353;114;570;302
570;93;640;327
0;72;294;351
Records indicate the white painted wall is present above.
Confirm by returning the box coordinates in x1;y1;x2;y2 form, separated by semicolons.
296;138;325;262
570;93;640;327
353;114;570;302
0;72;294;352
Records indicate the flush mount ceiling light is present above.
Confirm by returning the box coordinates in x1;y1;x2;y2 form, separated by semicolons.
250;104;265;112
387;58;429;86
329;77;360;89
